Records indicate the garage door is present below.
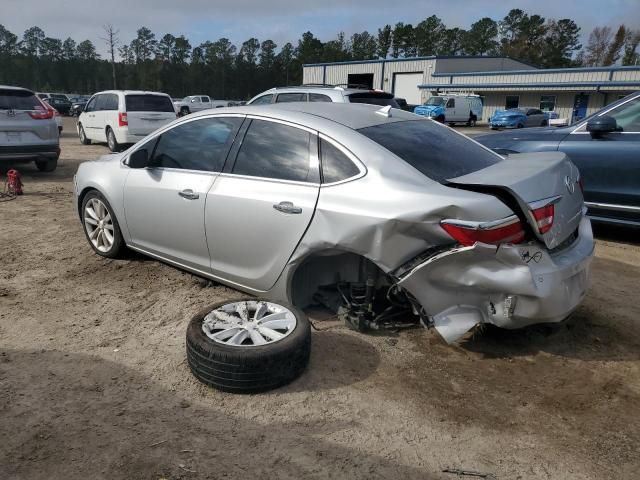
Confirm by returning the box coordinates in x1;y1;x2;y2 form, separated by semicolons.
393;73;423;105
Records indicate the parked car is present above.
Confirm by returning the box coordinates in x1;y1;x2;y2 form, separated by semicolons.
1;85;60;171
247;85;400;107
70;96;91;117
173;95;232;116
489;107;548;129
477;91;640;227
46;95;72;115
414;94;483;126
74;102;592;346
43;100;64;134
77;90;176;152
394;97;417;112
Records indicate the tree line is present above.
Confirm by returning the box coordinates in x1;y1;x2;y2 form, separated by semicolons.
0;9;638;100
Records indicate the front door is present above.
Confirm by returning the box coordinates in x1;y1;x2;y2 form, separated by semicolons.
559;95;640;223
205;118;320;291
572;94;589;123
123;115;244;271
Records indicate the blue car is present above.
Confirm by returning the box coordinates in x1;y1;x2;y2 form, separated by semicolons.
489;108;548;129
476;92;640;227
413;96;446;122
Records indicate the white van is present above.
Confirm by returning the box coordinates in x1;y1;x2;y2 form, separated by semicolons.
414;94;483;126
77;90;176;152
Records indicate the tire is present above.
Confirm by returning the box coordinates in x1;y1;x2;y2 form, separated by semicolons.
106;127;120;152
79;124;91;145
81;190;125;258
541;119;548;126
517;123;524;129
35;157;58;172
435;115;445;123
180;107;189;116
467;115;477;127
186;299;311;393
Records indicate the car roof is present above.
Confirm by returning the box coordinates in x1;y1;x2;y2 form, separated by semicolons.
93;90;171;96
187;102;420;131
0;85;34;93
261;85;391;95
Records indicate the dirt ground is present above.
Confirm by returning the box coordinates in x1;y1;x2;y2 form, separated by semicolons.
1;117;639;480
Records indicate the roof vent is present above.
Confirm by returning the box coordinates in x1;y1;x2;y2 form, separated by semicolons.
375;105;392;118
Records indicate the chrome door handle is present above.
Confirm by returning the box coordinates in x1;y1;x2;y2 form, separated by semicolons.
178;189;199;200
273;201;302;214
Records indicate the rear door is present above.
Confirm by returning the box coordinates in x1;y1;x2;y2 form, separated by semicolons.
123;115;243;271
205;118;320;291
557;95;640;223
125;94;176;136
0;88;56;147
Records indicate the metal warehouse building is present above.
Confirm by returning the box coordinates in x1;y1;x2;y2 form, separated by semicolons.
303;56;640;124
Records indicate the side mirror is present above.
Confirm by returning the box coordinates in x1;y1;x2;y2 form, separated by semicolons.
128;149;148;168
587;115;618;135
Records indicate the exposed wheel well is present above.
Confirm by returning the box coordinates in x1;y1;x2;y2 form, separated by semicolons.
77;187;98;218
289;250;390;311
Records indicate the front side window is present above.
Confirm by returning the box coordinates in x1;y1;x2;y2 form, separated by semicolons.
540;95;556;111
358;120;501;183
125;94;174;112
150;117;242;171
250;94;273;105
505;95;519;109
232;120;313;182
606;96;640;132
320;138;360;184
309;93;332;103
276;93;307;103
446;98;455;108
84;96;97;112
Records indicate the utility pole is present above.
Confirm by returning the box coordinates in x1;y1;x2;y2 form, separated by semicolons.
101;25;120;89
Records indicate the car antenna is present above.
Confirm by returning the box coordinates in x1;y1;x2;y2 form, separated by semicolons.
375;105;392;118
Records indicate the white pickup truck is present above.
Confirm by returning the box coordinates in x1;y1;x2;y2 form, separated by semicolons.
173;95;232;116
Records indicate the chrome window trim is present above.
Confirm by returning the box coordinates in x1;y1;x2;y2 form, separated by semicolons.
217;172;320;188
317;133;367;186
570;92;640;134
441;214;520;230
585;201;640;213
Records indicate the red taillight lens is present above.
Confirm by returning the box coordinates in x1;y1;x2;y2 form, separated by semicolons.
118;112;128;127
532;204;555;234
440;218;526;247
29;99;54;120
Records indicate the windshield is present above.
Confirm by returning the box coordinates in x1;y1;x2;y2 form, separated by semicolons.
358;120;502;183
426;97;445;106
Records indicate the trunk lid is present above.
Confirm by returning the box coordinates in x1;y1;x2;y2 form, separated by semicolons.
448;152;584;250
125;94;176;136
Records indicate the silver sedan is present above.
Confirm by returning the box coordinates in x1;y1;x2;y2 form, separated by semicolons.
73;103;593;343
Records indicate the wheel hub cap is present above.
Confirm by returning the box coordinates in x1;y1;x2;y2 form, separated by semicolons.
202;301;297;347
83;198;115;253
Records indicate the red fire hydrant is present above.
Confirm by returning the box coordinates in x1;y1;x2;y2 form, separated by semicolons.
6;169;23;195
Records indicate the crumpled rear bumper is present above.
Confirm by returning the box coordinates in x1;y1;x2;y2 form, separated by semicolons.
398;217;594;343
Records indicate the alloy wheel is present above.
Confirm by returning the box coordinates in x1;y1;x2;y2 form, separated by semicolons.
83;198;115;253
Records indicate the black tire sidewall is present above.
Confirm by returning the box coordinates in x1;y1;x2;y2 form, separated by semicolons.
79;124;91;145
35;158;57;172
81;190;124;258
107;128;118;152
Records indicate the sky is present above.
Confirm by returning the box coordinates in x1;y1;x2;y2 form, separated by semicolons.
1;0;639;57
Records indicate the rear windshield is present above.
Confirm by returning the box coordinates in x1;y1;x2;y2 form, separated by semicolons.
125;94;174;112
0;89;42;110
358;120;502;182
347;92;399;108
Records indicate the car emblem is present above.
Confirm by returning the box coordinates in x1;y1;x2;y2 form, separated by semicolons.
565;175;575;194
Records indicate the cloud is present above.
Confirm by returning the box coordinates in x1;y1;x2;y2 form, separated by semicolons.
2;0;639;57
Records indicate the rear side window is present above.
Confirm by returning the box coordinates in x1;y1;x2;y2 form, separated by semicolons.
276;93;307;103
232;120;313;182
150;117;242;171
347;92;399;107
309;93;332;103
250;94;273;105
94;95;108;111
358;120;502;182
125;94;174;112
201;97;210;102
104;94;119;110
0;89;42;110
320;139;360;183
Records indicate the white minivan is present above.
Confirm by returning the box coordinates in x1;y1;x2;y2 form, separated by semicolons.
77;90;177;152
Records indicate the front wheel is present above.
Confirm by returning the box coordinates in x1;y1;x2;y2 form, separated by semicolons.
180;107;189;116
81;190;125;258
517;123;524;129
435;115;445;123
106;128;120;152
79;124;91;145
541;119;548;126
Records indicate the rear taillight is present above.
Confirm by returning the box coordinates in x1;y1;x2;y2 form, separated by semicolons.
440;216;526;247
29;98;54;119
531;204;555;234
118;112;128;127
